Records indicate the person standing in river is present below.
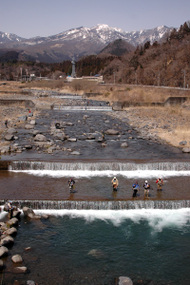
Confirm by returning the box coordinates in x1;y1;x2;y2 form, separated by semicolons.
156;178;163;191
143;180;150;198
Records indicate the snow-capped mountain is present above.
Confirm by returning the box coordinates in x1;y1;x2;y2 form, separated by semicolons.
0;24;173;62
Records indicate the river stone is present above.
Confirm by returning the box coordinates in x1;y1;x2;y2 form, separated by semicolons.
182;147;190;153
4;227;17;236
121;142;128;148
13;266;27;274
54;132;67;141
70;151;80;155
0;235;14;247
26;281;36;285
7;218;19;227
7;128;17;134
0;146;10;154
34;134;47;142
118;276;133;285
67;138;77;142
0;259;4;270
4;134;14;141
25;124;34;130
30;120;36;125
12;254;23;263
105;129;119;135
0;246;9;257
22;207;35;217
18;115;27;122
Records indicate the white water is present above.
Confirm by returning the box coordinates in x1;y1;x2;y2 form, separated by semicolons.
34;208;190;232
10;169;190;178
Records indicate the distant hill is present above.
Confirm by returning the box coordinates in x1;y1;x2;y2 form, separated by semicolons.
99;39;135;56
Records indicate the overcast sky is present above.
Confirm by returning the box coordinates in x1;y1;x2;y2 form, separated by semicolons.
0;0;190;38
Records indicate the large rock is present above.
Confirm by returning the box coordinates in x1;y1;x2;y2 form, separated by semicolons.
0;259;4;270
12;254;23;263
25;124;34;130
0;236;14;247
121;142;128;148
0;146;10;154
22;207;35;217
118;276;133;285
0;246;9;258
13;266;27;274
34;134;47;142
105;129;119;135
6;218;19;227
4;134;14;141
182;147;190;153
7;128;17;134
4;227;17;237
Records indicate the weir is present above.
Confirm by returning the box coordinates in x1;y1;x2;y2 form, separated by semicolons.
9;160;190;171
2;199;190;210
52;105;112;111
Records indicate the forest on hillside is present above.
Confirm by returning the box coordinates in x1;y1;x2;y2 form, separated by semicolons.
0;22;190;88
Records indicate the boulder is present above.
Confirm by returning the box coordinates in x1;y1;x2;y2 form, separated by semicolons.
13;266;27;274
4;227;17;237
4;134;14;141
12;254;23;263
7;128;17;134
26;281;36;285
105;129;119;135
121;142;128;148
0;246;9;258
118;276;133;285
0;259;4;270
67;138;77;142
182;147;190;153
0;146;10;154
34;134;47;142
30;120;36;125
25;124;34;130
70;151;80;155
7;217;19;227
0;236;14;247
22;207;35;217
54;132;67;141
18;115;27;122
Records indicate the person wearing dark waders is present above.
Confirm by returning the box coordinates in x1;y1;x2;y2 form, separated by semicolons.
5;119;8;128
68;178;75;193
132;182;140;198
111;177;119;191
156;178;163;191
143;180;151;198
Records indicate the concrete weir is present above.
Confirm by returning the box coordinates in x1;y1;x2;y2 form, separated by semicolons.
52;104;113;111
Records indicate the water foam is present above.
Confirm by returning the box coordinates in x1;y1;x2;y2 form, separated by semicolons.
34;208;190;232
10;169;190;178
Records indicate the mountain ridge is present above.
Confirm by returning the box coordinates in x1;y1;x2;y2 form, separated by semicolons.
0;24;173;63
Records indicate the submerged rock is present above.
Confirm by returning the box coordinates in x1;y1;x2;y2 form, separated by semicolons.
118;276;133;285
105;129;119;135
12;254;23;263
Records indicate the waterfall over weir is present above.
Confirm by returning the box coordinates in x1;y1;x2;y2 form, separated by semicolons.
3;199;190;210
9;160;190;171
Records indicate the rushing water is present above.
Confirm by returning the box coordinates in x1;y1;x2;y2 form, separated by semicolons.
0;209;190;285
1;160;190;284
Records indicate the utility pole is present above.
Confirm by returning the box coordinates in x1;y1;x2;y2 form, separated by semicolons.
183;70;186;88
113;72;116;85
